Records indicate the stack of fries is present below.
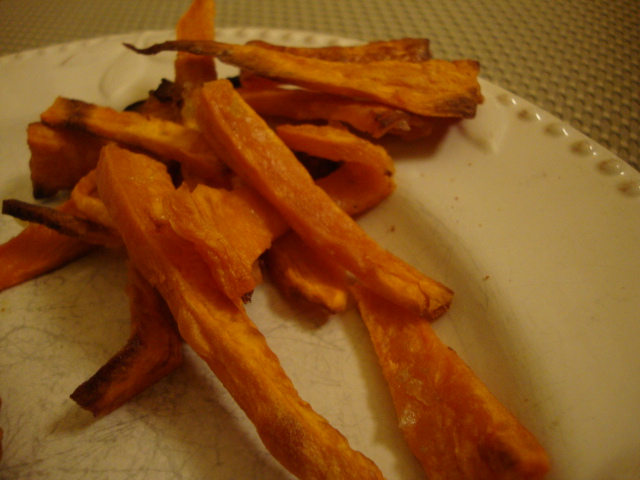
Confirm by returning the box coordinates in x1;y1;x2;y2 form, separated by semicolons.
0;0;550;478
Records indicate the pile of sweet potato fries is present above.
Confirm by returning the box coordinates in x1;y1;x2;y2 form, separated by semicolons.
0;0;550;478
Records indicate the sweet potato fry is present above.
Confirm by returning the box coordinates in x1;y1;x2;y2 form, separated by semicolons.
2;199;121;247
276;123;396;215
245;38;431;63
0;200;96;292
71;264;183;417
266;230;349;314
126;40;482;118
197;80;452;319
164;183;288;305
175;0;217;88
350;283;550;480
27;122;106;198
238;38;432;92
268;124;393;311
96;143;386;480
238;87;434;139
40;97;229;186
174;0;217;127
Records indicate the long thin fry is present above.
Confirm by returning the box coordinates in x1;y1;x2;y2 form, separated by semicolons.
197;80;453;319
245;38;431;63
96;143;387;480
0;200;96;292
351;283;550;480
71;264;183;417
126;40;482;118
238;87;433;139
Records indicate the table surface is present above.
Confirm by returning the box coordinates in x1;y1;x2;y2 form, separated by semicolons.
1;0;638;170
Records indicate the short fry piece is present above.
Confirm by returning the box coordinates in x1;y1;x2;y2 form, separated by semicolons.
71;264;183;417
127;40;482;118
245;38;431;63
27;122;106;198
239;87;434;139
96;144;386;480
40;97;228;186
276;123;396;215
266;230;349;314
0;200;96;292
197;80;452;319
351;283;550;480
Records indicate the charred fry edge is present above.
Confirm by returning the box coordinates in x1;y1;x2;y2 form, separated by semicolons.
71;264;183;417
2;199;121;247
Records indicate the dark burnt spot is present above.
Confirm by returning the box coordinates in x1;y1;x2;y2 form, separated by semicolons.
61;98;95;130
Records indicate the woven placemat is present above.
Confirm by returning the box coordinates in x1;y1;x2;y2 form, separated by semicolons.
0;0;637;169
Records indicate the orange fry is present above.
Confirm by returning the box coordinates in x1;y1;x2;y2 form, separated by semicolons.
0;200;96;292
2;199;120;248
96;143;386;480
245;37;431;63
175;0;217;88
127;40;482;118
164;183;287;305
351;284;550;480
71;264;183;417
238;87;434;139
197;80;452;319
276;123;396;215
40;97;229;186
175;0;217;127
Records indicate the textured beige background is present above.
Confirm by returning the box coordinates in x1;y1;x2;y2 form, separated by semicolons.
0;0;637;169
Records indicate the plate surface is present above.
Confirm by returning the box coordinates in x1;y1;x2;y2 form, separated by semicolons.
1;28;639;480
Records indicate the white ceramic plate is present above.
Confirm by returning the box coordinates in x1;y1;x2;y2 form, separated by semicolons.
1;28;639;480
